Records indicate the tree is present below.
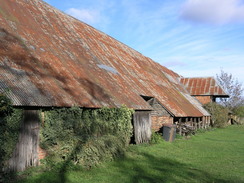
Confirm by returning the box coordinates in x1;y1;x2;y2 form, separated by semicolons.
216;70;244;113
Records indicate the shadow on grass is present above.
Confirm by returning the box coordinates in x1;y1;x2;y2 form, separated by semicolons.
16;149;244;183
109;152;240;183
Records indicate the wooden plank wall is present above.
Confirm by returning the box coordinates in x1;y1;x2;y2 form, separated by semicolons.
133;111;151;144
8;110;40;171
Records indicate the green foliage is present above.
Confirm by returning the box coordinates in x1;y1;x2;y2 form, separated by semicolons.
150;131;163;144
17;125;244;183
40;106;134;168
175;133;184;139
233;106;244;117
0;93;22;166
204;103;229;128
0;93;12;115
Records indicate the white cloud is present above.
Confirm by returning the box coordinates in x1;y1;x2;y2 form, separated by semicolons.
180;0;244;25
164;60;187;67
162;53;244;84
65;8;99;24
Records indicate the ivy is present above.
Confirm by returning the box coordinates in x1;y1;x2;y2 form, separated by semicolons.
0;93;22;167
0;93;12;115
40;106;134;168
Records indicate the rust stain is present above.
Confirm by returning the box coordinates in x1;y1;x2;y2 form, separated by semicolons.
180;77;229;97
0;0;209;117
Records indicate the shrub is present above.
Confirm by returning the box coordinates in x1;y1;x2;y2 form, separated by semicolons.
0;93;12;115
150;132;163;144
40;106;134;168
233;106;244;118
204;103;229;128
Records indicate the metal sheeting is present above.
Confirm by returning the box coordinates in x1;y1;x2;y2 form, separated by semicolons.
180;77;229;97
0;0;208;117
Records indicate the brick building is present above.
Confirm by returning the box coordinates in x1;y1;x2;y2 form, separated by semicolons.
180;77;229;104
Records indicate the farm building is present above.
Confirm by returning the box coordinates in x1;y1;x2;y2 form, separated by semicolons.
0;0;210;171
180;77;229;104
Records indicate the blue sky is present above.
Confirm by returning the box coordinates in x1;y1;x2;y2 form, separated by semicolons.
43;0;244;84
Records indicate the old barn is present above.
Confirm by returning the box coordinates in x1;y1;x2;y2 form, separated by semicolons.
0;0;210;171
180;77;229;104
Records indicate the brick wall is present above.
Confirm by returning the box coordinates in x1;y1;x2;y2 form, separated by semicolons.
38;146;47;161
151;116;173;132
145;97;174;132
195;96;212;104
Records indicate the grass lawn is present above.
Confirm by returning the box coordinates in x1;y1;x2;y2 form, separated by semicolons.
16;125;244;183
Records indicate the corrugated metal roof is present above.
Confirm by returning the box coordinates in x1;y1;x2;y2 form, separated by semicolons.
0;0;209;117
180;77;229;97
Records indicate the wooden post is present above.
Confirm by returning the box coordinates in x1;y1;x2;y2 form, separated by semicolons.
179;118;182;136
198;118;201;129
199;118;201;129
194;118;197;130
197;118;199;129
203;117;206;129
169;127;175;142
41;111;45;127
186;117;188;125
190;117;193;127
209;116;211;127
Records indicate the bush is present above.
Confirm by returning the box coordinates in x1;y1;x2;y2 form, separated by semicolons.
40;106;134;169
150;132;163;144
204;103;229;128
0;93;12;115
233;106;244;118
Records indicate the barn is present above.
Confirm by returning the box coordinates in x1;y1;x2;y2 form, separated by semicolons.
0;0;210;171
180;77;229;104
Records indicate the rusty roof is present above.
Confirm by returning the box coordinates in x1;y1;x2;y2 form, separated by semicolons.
0;0;209;117
180;77;229;97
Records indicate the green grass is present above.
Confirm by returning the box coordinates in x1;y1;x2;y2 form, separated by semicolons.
15;125;244;183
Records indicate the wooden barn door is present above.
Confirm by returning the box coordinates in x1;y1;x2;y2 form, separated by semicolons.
8;110;40;171
133;111;151;144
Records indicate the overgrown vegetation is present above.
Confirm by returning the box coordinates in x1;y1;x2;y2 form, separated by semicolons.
0;93;22;169
150;131;163;144
17;125;244;183
204;102;229;128
40;106;134;169
233;106;244;118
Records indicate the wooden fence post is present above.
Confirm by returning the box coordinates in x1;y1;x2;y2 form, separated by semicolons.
179;118;182;136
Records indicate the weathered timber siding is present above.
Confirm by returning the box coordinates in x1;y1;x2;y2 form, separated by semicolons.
8;110;40;171
147;98;171;116
133;111;151;144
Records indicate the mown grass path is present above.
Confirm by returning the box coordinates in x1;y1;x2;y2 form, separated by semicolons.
19;125;244;183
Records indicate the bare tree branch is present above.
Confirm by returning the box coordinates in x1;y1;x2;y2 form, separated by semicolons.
216;70;244;111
